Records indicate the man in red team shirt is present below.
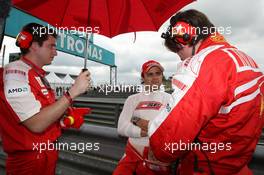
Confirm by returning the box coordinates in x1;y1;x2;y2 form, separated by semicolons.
145;9;264;175
0;23;90;175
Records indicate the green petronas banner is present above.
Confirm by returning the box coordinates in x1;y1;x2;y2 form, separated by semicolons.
4;7;115;66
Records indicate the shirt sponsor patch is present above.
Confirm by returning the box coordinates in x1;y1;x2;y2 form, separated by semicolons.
166;103;171;112
210;34;226;43
5;69;26;76
4;69;27;81
136;101;162;110
6;86;29;97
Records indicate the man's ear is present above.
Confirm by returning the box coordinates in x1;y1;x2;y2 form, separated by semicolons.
29;42;39;52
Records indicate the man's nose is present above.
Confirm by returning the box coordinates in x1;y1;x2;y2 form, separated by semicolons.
53;49;57;56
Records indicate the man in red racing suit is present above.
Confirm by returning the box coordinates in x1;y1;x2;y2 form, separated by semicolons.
148;9;264;175
0;23;90;175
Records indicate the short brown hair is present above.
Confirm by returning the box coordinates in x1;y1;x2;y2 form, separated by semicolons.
19;23;57;55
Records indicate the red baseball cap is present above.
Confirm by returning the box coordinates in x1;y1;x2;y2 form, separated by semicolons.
141;60;164;77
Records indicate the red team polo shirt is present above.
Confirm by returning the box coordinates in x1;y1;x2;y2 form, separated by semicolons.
0;57;61;154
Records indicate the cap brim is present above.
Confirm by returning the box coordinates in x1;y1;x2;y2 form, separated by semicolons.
145;64;164;73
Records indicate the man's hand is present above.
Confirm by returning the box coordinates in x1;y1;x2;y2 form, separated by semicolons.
140;129;148;137
136;118;149;132
131;116;149;137
69;70;91;98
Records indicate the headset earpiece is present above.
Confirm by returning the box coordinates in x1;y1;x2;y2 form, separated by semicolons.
15;31;33;49
182;33;191;42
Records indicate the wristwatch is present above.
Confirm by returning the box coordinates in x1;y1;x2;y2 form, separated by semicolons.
131;116;141;125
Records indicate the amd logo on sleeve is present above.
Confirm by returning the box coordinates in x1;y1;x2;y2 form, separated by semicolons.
6;86;29;97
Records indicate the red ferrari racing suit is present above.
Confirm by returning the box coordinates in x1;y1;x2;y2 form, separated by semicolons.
149;34;264;175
